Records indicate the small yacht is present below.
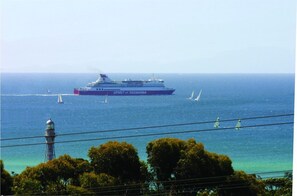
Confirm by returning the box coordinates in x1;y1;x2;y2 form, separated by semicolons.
194;90;202;102
188;91;195;100
58;94;64;104
102;95;108;104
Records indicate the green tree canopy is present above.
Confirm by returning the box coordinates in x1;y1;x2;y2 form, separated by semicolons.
1;160;13;195
263;172;292;196
176;140;234;179
218;171;265;196
146;138;187;181
80;172;117;189
79;172;118;195
88;141;142;183
147;138;235;194
5;138;290;195
147;138;234;181
13;155;90;195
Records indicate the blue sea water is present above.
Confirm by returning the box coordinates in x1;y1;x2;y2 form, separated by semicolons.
1;73;294;175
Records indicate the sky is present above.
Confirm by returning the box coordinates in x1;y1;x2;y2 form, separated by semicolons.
1;0;296;73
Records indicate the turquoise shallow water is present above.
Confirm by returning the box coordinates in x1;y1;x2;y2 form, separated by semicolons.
1;73;294;174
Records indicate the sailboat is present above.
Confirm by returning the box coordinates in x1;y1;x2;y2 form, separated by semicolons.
188;91;195;100
235;119;241;130
102;95;108;104
57;94;64;104
194;90;202;102
214;117;220;128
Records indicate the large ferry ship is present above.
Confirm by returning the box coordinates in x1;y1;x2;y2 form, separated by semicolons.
74;74;175;96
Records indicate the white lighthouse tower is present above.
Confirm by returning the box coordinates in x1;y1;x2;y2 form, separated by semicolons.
45;119;56;161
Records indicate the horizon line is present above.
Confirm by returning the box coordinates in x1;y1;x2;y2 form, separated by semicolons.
1;72;295;74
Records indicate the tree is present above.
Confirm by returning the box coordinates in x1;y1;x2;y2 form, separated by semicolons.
147;138;235;194
176;142;234;179
66;185;94;195
13;155;90;194
1;160;13;195
263;172;292;196
79;172;117;195
218;171;265;196
147;138;234;180
13;178;43;195
8;138;280;195
146;138;187;181
88;141;142;183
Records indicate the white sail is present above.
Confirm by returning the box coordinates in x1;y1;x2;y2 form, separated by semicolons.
188;91;195;99
194;89;202;101
235;119;241;130
58;94;63;104
214;117;220;128
102;95;108;104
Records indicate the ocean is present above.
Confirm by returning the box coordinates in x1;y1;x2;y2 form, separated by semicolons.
1;73;294;175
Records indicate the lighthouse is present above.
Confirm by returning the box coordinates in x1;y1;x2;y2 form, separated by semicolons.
45;119;56;161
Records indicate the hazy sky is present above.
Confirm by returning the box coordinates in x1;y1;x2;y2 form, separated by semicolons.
1;0;296;73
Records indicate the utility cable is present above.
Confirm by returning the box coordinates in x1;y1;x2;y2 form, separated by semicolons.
82;173;290;195
13;169;291;195
1;113;293;141
83;170;292;191
1;121;293;148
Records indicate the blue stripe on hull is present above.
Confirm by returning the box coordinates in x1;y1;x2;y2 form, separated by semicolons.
74;89;175;96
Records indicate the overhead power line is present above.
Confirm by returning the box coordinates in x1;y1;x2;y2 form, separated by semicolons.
1;113;293;141
1;121;293;148
54;170;292;195
24;169;291;195
84;170;292;192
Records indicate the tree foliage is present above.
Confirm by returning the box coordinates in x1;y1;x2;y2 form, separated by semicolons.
66;185;94;195
79;172;117;195
146;138;265;195
147;138;234;183
218;171;265;196
147;138;187;181
13;155;90;195
263;172;292;196
80;172;117;188
176;140;234;179
1;160;13;195
88;141;142;183
5;138;292;195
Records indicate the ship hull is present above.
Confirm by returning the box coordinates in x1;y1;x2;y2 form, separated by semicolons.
74;88;175;96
